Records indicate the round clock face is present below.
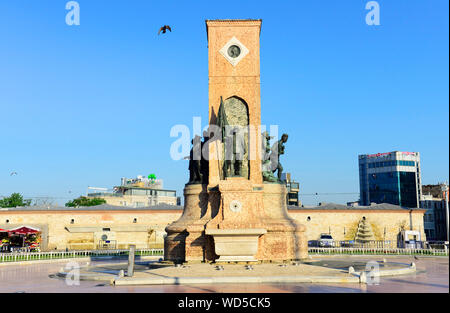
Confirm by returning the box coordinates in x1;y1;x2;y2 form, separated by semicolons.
229;200;242;213
227;45;241;58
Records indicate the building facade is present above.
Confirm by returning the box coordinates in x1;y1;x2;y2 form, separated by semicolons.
87;175;177;207
282;173;300;206
420;184;449;241
359;151;422;208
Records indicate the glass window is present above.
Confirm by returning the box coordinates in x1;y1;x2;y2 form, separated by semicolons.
399;171;418;207
369;171;401;205
132;189;147;195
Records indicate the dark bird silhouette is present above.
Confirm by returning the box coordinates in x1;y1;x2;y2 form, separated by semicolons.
414;255;419;260
158;25;172;35
10;172;17;176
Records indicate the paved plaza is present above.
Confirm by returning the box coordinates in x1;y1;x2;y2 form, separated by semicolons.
0;255;447;293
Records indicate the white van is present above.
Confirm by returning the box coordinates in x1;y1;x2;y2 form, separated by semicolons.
318;233;334;247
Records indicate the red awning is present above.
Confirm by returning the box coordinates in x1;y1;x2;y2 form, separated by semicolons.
8;227;40;235
0;228;8;233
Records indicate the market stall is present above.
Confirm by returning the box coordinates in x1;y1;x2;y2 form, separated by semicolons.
7;226;41;252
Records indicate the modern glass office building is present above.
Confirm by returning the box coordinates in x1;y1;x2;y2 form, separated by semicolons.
359;151;422;208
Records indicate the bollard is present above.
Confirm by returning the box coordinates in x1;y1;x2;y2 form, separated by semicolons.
126;245;136;277
359;271;367;284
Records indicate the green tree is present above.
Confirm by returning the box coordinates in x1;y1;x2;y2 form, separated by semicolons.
0;193;32;208
65;196;106;207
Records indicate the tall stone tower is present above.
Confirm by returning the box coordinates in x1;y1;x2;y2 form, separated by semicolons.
206;19;263;186
164;19;308;264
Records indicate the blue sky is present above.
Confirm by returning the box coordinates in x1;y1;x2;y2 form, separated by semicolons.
0;0;448;206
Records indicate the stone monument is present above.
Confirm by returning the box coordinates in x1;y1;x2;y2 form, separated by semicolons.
164;19;308;264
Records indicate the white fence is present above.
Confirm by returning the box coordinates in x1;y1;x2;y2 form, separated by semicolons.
0;248;163;263
1;246;448;263
308;247;448;256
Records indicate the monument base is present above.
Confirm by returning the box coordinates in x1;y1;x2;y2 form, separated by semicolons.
205;228;266;262
164;184;217;263
256;183;308;261
165;181;308;264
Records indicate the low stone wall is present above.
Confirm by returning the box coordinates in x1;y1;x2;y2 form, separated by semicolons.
288;209;426;245
0;205;425;251
0;209;181;251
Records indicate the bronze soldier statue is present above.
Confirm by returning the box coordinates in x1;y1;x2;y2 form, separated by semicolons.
224;125;246;177
218;96;247;178
261;131;277;182
200;131;210;184
270;133;288;182
186;135;202;184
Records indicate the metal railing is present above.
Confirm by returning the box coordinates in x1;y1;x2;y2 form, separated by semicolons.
87;192;124;197
1;246;448;263
0;248;163;263
308;247;448;256
424;241;449;250
308;240;394;248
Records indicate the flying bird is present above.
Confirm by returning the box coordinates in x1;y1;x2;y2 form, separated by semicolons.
10;172;17;176
158;25;172;35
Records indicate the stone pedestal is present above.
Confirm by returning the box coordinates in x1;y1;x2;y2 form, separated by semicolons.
164;184;216;263
257;183;308;261
205;228;266;262
203;178;309;262
164;182;307;263
204;178;267;262
206;178;266;230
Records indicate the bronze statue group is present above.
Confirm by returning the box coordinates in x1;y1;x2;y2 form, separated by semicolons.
187;129;288;184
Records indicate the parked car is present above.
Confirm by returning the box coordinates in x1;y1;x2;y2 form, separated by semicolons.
340;240;356;248
318;233;334;247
